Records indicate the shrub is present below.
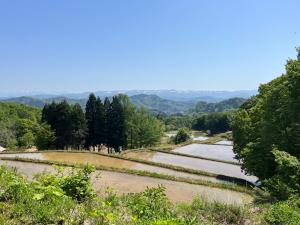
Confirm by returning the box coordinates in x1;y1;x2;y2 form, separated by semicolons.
265;197;300;225
263;150;300;200
174;128;191;144
35;164;96;202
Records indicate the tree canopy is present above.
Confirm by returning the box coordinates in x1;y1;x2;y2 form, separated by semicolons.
192;112;232;135
0;102;44;149
232;48;300;199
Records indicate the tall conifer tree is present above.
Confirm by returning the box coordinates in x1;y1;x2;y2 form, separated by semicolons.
85;93;97;149
107;96;127;152
95;97;105;147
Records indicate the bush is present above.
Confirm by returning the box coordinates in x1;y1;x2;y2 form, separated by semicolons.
174;128;191;144
177;197;260;225
123;185;176;222
35;164;96;202
265;197;300;225
263;150;300;200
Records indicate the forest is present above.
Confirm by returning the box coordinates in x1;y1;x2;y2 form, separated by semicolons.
0;94;164;151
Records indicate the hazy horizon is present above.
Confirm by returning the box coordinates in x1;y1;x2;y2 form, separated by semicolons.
0;89;258;98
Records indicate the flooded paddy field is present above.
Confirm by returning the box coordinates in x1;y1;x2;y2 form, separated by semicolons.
215;140;233;145
123;150;257;183
0;159;252;205
191;131;209;141
0;152;223;183
173;143;237;162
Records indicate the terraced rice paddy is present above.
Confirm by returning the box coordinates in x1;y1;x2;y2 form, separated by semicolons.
123;150;257;183
0;143;257;204
193;136;209;141
0;160;252;205
192;131;209;141
215;140;233;145
173;143;237;162
0;152;222;183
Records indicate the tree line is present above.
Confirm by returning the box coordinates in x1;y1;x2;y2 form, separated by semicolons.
192;112;231;135
41;94;163;152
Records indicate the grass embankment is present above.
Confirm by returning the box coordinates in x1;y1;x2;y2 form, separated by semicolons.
0;156;254;195
0;150;252;188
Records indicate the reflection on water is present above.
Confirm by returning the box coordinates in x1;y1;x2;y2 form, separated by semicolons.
124;150;257;183
193;136;208;141
165;131;177;138
173;144;237;162
215;140;233;145
0;152;223;183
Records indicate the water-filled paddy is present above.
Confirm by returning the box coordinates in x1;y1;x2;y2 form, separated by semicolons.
123;150;257;183
0;152;222;183
215;140;233;145
173;143;237;162
193;136;209;141
0;160;253;205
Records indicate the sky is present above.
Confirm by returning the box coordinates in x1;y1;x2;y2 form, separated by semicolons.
0;0;299;94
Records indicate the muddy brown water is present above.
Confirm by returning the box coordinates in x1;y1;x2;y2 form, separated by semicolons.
0;160;252;205
123;150;257;183
0;152;223;183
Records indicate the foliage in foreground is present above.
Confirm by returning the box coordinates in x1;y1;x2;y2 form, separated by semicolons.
0;165;299;225
2;165;295;224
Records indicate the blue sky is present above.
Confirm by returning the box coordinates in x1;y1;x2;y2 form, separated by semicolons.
0;0;299;94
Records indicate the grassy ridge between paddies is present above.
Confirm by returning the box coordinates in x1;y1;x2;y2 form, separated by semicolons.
0;150;253;188
0;154;254;195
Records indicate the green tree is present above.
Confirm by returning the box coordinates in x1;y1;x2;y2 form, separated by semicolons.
192;112;231;135
263;150;300;200
130;108;164;148
85;94;97;149
174;128;191;144
232;48;300;199
35;123;56;150
103;97;111;149
15;119;37;148
70;103;87;149
0;102;40;149
107;96;127;152
42;101;84;149
94;97;105;147
116;95;164;149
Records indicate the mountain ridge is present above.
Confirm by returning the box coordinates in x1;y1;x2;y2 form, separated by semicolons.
0;89;257;102
1;94;248;115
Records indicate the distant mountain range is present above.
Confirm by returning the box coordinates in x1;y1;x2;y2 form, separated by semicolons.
0;90;257;102
0;92;250;115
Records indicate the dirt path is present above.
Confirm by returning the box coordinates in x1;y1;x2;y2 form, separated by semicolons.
0;159;252;205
